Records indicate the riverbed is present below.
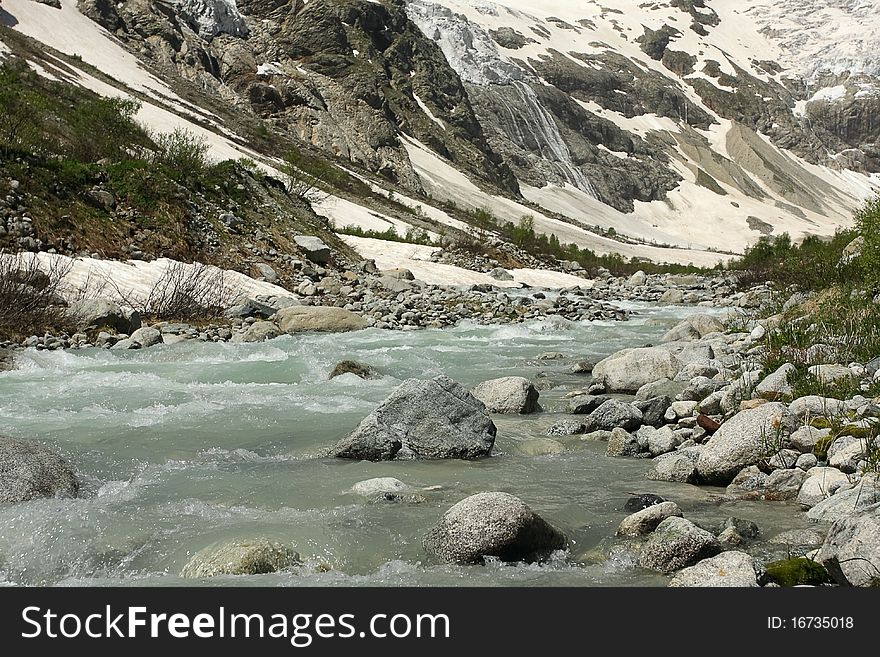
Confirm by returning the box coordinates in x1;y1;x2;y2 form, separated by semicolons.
0;302;816;586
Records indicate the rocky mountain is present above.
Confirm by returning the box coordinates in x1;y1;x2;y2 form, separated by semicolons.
1;0;879;265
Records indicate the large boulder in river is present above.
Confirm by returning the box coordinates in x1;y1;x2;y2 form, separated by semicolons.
0;436;79;504
816;510;880;586
695;403;801;485
639;517;721;573
471;376;540;414
616;501;682;537
276;306;366;333
423;492;566;564
232;321;283;343
584;399;642;432
181;539;300;579
328;375;496;460
592;347;682;393
69;298;140;333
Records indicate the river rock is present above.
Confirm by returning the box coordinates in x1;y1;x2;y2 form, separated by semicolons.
129;326;162;348
546;419;586;436
662;314;724;342
233;321;283;343
328;375;496;460
633;396;674;427
789;395;848;419
567;395;610;415
0;348;14;372
695;403;801;485
659;288;684;305
180;539;300;578
69;298;140;333
624;493;665;512
293;235;331;263
808;364;855;385
351;477;406;496
592;347;682;393
329;360;377;379
584;400;643;432
606;427;641;457
276;306;366;333
806;476;880;522
767;448;800;470
795;453;818;470
796;467;851;507
616;501;682;537
627;270;647;286
635;378;687;401
755;363;796;401
646;450;699;483
668;551;759;587
787;426;831;453
817;510;880;586
472;376;541;414
423;492;566;564
0;436;79;504
638;425;678;456
639;517;721;573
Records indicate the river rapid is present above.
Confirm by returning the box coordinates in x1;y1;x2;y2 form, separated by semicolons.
0;302;815;586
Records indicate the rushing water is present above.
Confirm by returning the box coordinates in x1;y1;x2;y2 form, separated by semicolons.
0;302;816;587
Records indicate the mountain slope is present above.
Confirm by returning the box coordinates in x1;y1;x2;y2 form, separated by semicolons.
2;0;879;268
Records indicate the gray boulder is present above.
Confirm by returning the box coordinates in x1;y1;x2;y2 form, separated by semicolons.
0;436;78;504
546;419;586;436
635;378;687;401
0;348;14;372
639;517;721;573
695;403;801;485
69;298;140;333
633;396;673;427
472;376;540;414
130;326;162;348
181;539;299;579
646;451;699;484
787;426;831;453
606;427;641;457
662;314;724;342
423;492;566;564
806;476;880;522
276;306;366;333
584;399;643;432
328;376;496;460
294;235;331;264
796;467;850;507
817;510;880;586
755;364;796;401
789;395;847;420
668;551;759;587
616;501;682;537
232;321;283;343
592;347;682;393
329;360;377;379
567;395;610;415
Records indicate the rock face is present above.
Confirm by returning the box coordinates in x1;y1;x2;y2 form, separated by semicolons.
616;501;682;537
668;551;759;587
69;298;140;334
423;492;566;564
817;511;880;586
639;517;721;573
471;376;540;414
180;539;299;579
276;306;366;333
328;376;496;460
592;347;682;393
695;403;801;485
0;436;79;504
177;0;249;40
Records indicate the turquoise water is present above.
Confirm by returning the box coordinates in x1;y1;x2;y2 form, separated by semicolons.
0;303;814;586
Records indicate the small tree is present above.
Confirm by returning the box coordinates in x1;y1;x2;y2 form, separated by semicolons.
280;148;337;201
857;197;880;290
67;96;143;162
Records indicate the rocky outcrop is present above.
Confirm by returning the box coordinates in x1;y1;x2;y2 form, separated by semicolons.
0;436;79;504
423;492;566;564
328;375;496;460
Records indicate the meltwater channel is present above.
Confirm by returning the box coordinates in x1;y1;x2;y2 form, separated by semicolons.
0;302;814;586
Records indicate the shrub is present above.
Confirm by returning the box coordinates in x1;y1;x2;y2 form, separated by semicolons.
67;96;144;163
0;253;74;339
0;60;45;156
856;197;880;290
281;147;343;200
152;128;210;183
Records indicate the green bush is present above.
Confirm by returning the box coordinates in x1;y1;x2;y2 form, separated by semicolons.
856;197;880;290
152;128;210;183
